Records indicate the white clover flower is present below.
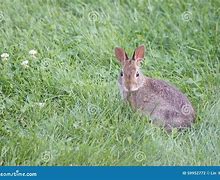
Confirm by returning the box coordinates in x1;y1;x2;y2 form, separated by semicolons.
1;53;9;58
1;53;9;62
38;102;45;108
21;60;29;68
147;5;154;12
29;49;37;58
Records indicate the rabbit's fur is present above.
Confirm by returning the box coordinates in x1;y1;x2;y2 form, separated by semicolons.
115;45;195;131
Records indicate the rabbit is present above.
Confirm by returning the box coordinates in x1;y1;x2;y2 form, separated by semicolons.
115;45;195;131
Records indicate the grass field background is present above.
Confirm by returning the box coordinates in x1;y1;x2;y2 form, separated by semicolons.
0;0;219;165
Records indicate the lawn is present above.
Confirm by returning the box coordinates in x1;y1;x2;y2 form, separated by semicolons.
0;0;219;166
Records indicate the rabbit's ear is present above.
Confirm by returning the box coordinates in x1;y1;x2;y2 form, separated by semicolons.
132;45;145;62
115;47;129;64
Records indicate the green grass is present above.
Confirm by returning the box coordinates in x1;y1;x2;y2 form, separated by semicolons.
0;0;219;166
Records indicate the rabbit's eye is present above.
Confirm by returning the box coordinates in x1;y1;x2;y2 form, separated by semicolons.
136;72;139;77
120;71;123;76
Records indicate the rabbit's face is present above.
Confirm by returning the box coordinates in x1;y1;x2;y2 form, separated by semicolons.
115;45;145;92
120;60;143;91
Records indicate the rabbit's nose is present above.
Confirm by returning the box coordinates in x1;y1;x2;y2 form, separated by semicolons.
125;81;131;91
125;82;134;91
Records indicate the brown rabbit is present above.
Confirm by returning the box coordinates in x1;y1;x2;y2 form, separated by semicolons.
115;45;195;131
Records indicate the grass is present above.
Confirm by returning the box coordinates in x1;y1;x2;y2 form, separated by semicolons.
0;0;219;166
